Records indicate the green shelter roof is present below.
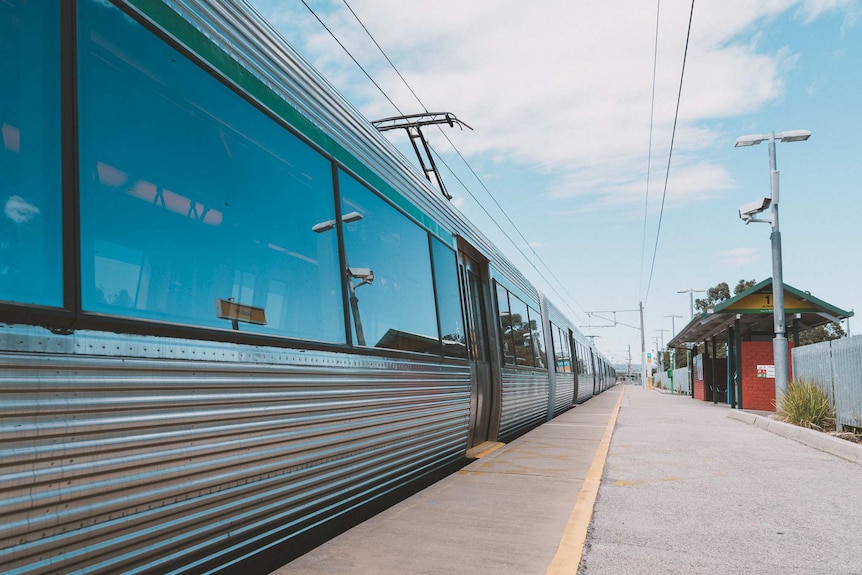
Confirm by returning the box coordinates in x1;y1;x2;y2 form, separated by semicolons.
667;278;853;347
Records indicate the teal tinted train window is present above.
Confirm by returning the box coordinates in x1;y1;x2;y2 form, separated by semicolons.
0;1;62;306
431;239;466;358
76;0;345;343
339;170;438;352
496;282;514;365
507;295;534;367
552;325;571;373
528;305;546;368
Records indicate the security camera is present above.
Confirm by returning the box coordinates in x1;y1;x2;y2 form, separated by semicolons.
739;197;771;218
348;267;374;282
738;197;773;224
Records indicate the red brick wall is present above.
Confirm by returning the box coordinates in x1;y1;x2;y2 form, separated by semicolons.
740;341;794;411
694;379;705;400
693;354;705;400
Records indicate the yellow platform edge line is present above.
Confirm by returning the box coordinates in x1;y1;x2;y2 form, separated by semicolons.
545;388;625;575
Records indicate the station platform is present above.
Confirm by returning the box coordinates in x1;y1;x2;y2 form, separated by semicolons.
272;385;862;575
271;387;623;575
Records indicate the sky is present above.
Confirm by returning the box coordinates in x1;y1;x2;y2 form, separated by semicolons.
246;0;862;368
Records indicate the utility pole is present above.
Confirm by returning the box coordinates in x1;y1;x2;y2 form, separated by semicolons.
678;288;705;319
640;301;647;390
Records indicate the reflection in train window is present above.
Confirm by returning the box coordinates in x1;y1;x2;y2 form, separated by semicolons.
0;1;63;306
496;283;514;364
432;239;467;358
76;0;344;343
339;170;438;352
528;305;546;368
552;324;572;373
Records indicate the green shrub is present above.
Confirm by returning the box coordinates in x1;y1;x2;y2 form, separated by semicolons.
776;379;836;431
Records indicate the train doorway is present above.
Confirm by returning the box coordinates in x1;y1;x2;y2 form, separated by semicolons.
458;245;499;449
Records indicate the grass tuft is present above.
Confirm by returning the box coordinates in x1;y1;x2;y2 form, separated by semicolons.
776;378;836;432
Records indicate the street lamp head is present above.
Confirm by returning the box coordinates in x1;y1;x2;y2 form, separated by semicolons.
734;130;811;147
312;211;364;233
734;134;764;147
342;211;364;224
776;129;811;143
311;219;336;233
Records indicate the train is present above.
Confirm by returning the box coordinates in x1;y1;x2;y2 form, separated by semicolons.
0;0;616;573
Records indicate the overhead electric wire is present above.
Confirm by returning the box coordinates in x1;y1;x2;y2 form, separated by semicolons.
339;0;427;110
330;0;589;321
299;0;404;116
643;0;696;304
640;0;661;304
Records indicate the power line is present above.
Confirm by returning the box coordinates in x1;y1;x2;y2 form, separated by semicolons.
340;0;428;112
643;0;696;304
640;0;661;302
300;0;404;116
332;0;588;321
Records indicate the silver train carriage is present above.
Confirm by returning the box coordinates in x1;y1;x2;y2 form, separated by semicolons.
0;0;616;573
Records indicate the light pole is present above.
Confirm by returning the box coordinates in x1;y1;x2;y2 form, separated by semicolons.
313;211;373;345
677;288;705;319
664;314;682;336
665;314;682;371
734;129;811;402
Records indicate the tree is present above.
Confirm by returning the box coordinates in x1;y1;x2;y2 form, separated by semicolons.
798;322;846;346
734;278;756;295
694;279;756;315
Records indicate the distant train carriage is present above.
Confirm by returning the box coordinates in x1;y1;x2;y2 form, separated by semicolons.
0;1;614;573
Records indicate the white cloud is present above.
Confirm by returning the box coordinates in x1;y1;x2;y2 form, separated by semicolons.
717;247;762;266
5;195;40;224
250;0;858;216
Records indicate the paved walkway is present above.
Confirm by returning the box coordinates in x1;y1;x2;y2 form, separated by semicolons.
272;385;862;574
581;387;862;574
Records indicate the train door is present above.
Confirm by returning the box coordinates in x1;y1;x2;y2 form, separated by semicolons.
458;245;498;449
569;329;579;404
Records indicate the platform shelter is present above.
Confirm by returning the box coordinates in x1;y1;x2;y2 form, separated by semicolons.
667;279;853;411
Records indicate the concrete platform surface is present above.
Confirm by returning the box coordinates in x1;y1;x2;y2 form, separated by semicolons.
581;387;862;574
272;386;623;575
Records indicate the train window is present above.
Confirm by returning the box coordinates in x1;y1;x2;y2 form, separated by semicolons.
431;239;467;358
560;327;572;373
507;295;534;367
527;306;546;368
575;342;587;375
495;282;515;365
553;325;572;373
0;1;63;307
531;309;545;367
339;171;438;352
76;0;346;343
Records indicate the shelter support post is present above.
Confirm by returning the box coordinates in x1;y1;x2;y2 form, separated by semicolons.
734;315;743;409
711;336;717;405
728;326;736;408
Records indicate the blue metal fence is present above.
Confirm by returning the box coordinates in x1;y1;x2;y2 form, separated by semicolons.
792;334;862;430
